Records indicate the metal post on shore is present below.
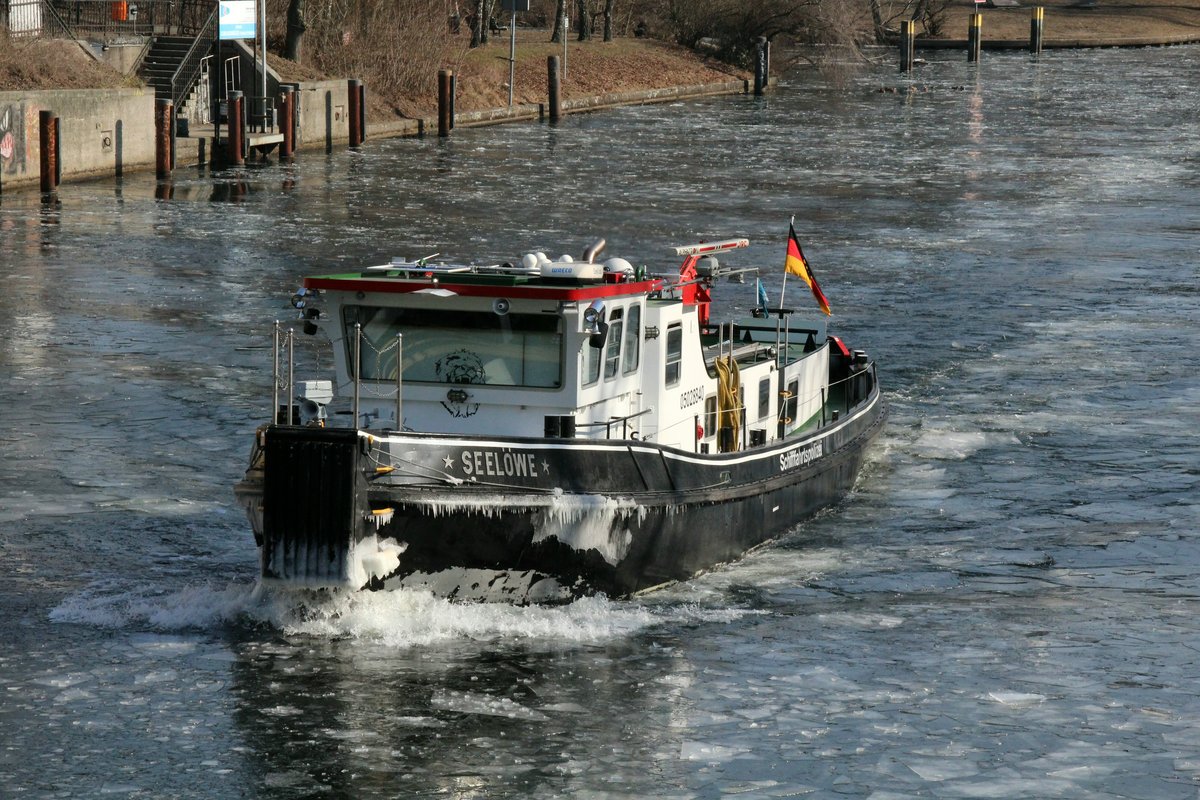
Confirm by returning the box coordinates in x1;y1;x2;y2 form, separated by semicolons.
968;13;983;62
508;7;517;107
547;55;562;121
279;86;295;159
900;19;915;72
437;69;453;137
1030;7;1044;55
228;90;245;165
39;110;59;195
155;98;173;179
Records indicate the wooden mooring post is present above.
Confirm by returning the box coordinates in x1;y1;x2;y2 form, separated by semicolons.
1030;7;1045;54
348;79;364;147
39;110;60;194
358;81;367;141
899;20;915;72
438;69;454;137
279;86;295;159
968;13;983;62
547;56;562;121
753;37;769;95
228;90;245;165
155;98;173;179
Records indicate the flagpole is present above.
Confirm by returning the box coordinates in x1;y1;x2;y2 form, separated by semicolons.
779;215;794;314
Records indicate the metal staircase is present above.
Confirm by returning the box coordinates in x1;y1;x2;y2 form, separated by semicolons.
136;5;217;126
139;35;195;102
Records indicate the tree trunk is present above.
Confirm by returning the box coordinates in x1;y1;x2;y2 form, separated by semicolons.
470;0;483;47
551;0;567;42
480;0;494;45
868;0;886;42
576;0;592;41
603;0;614;41
285;0;306;63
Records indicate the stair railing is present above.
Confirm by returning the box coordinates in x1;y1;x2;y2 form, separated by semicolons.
32;0;82;43
169;4;216;112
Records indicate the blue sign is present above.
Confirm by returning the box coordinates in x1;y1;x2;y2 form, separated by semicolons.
218;0;256;40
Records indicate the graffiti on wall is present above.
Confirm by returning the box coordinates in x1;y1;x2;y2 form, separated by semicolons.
0;102;29;176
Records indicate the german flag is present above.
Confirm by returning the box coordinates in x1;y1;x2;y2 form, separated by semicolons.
785;222;831;316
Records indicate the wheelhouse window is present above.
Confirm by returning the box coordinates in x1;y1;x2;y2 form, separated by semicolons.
665;324;683;386
784;379;799;426
583;332;602;386
344;306;563;388
622;304;641;374
758;378;770;420
604;308;624;380
704;395;717;438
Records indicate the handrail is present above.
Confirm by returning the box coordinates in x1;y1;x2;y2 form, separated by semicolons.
34;0;83;45
169;5;216;111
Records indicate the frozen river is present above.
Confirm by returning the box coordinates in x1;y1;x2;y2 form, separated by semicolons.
2;44;1199;798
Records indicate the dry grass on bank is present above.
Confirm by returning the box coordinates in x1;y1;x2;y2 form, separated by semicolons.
0;35;135;91
443;31;748;117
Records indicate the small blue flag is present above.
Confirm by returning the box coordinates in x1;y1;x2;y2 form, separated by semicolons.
757;279;769;312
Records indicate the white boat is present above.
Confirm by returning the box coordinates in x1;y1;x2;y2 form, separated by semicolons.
234;236;885;602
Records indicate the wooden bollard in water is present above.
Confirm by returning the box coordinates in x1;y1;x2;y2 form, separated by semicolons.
1030;7;1044;54
899;20;915;72
39;110;58;193
228;90;245;165
753;37;768;95
547;55;562;121
155;98;173;179
348;79;363;147
358;81;367;142
279;86;295;159
437;70;453;137
968;13;982;62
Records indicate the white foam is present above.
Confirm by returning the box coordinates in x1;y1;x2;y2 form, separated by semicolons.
911;429;1016;461
49;580;676;648
49;581;261;630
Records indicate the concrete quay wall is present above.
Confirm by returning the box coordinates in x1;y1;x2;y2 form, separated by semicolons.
0;88;157;189
0;79;749;192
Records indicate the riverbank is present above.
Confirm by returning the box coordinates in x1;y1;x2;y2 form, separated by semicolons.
2;4;1199;193
927;0;1200;45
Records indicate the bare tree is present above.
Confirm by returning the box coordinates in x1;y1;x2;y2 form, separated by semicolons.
471;0;484;46
576;0;593;40
867;0;886;42
551;0;568;42
285;0;306;62
603;0;615;41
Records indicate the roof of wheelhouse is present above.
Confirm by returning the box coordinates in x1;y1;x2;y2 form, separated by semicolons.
304;268;666;302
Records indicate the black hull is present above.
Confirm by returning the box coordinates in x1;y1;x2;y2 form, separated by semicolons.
251;387;885;601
